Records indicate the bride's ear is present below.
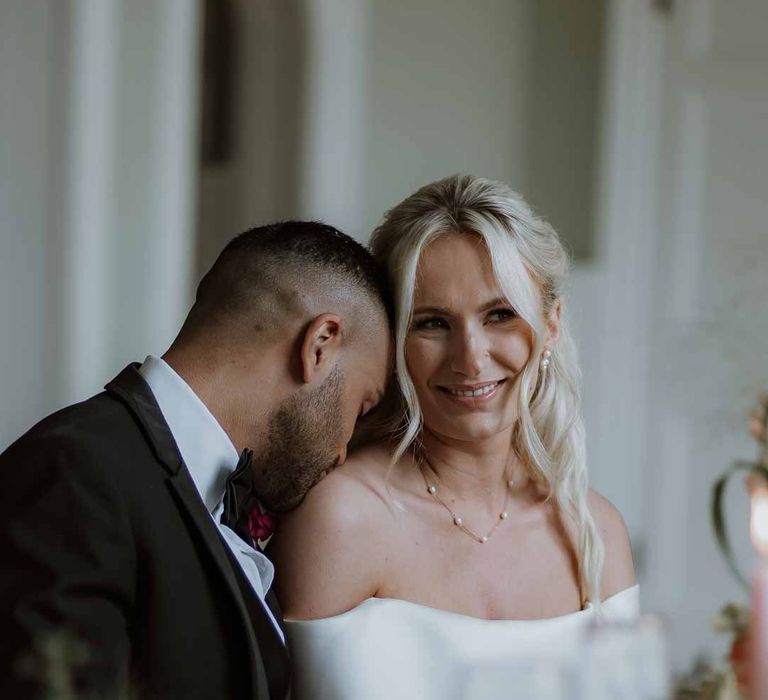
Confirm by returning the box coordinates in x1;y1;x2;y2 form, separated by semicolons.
299;313;344;384
545;299;562;347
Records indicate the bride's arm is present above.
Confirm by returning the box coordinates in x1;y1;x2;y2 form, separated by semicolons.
270;457;391;620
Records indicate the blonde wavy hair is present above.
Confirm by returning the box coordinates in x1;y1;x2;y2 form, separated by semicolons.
369;174;604;607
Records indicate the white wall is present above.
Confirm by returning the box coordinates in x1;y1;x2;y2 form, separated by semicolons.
644;0;768;669
196;0;309;276
0;1;59;449
0;0;200;450
195;0;564;247
527;0;606;260
362;0;535;234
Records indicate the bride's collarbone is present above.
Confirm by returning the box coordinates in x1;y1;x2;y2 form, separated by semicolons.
376;522;582;621
372;578;584;622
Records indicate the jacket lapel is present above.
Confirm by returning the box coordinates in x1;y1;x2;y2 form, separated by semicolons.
265;588;285;636
166;469;272;698
220;540;291;699
105;364;276;698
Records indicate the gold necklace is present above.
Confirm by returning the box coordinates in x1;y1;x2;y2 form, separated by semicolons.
417;459;512;544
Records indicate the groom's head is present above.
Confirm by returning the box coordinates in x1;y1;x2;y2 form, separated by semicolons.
166;221;393;511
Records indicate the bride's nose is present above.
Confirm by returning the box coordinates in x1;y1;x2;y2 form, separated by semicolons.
449;327;488;377
337;444;348;467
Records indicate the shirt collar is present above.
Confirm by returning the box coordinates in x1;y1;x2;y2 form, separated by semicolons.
139;355;239;513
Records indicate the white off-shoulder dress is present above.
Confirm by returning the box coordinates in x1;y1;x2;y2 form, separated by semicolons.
285;585;640;700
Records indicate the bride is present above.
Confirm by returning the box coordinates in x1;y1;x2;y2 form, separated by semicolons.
271;175;638;699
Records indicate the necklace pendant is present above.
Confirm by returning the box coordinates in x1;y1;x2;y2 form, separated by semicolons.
418;460;512;546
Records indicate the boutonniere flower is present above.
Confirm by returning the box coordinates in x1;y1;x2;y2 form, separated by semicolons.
248;506;276;548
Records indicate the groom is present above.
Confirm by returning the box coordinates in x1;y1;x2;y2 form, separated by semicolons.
0;221;393;699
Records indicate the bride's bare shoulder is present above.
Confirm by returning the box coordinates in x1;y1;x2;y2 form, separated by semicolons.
270;443;396;619
293;442;395;520
587;489;637;599
336;442;399;493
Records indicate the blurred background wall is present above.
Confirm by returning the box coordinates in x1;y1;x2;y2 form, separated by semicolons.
0;0;198;423
2;0;768;675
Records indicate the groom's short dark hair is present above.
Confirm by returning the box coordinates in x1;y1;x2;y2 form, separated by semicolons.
185;221;393;338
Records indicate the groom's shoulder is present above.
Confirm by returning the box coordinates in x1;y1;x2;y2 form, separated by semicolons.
6;391;131;450
0;390;143;485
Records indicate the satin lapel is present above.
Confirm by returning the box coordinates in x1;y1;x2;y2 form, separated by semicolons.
266;589;286;637
105;364;270;698
167;469;270;699
105;364;184;474
220;543;291;699
260;545;287;638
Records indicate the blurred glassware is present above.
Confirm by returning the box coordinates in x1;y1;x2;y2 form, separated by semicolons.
579;614;670;700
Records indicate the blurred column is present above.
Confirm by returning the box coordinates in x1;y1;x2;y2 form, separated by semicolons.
52;0;201;406
0;0;60;448
297;0;371;240
57;0;119;403
143;0;201;360
586;0;666;557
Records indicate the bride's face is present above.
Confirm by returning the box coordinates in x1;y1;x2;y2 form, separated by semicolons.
405;232;536;443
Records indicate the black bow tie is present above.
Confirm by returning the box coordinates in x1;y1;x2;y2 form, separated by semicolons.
222;448;256;545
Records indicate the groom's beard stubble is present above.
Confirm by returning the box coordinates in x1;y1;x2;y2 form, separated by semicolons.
251;366;344;512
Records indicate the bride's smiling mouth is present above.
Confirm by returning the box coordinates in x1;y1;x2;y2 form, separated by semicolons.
436;379;507;404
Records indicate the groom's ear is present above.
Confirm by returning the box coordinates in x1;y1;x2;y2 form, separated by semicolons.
299;313;344;384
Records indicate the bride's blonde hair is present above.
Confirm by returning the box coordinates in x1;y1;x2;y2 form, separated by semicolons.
369;174;604;607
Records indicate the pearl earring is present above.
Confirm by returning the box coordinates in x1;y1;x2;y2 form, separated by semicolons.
540;349;552;371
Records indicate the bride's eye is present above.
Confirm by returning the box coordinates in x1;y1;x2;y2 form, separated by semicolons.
487;308;517;323
412;316;449;331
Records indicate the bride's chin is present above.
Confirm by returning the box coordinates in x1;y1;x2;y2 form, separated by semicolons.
424;419;513;444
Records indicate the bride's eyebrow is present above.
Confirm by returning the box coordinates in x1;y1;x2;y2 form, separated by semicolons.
412;305;451;315
412;297;511;316
477;297;512;312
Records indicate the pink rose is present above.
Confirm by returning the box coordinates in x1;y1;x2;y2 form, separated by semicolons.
248;507;276;542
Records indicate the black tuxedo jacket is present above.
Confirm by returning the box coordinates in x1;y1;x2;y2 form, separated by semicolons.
0;365;290;699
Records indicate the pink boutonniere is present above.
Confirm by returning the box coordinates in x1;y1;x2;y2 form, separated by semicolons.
248;506;276;547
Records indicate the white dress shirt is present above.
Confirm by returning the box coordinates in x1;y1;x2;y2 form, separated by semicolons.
139;355;284;642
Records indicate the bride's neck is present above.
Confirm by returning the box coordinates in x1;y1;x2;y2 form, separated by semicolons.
418;428;523;502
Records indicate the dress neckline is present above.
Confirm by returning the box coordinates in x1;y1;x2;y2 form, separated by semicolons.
285;583;639;626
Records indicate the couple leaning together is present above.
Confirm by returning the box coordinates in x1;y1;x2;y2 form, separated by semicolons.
0;175;638;699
